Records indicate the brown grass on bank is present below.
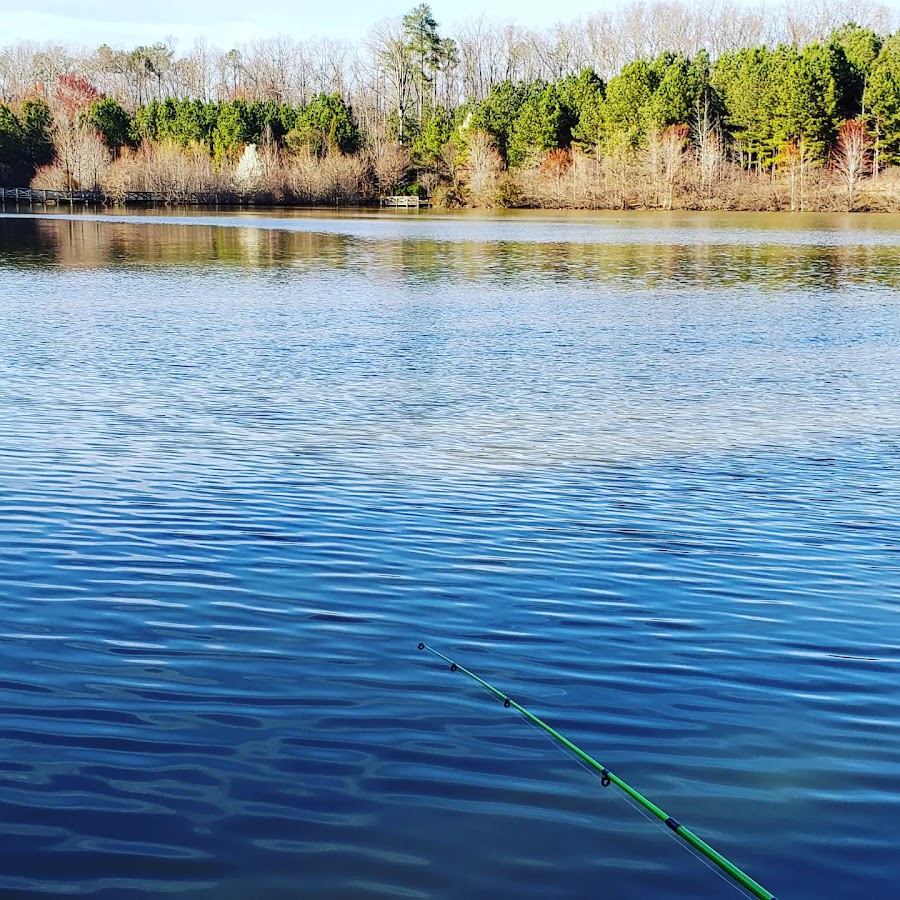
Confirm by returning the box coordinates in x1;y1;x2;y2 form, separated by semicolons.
33;140;226;199
30;139;376;205
512;145;900;213
105;143;225;201
276;148;374;204
856;168;900;212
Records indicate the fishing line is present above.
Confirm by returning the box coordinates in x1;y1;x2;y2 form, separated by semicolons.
418;642;778;900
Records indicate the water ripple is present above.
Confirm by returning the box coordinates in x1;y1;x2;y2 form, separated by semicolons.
0;211;898;897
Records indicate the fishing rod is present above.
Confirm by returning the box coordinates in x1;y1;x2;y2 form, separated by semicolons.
418;642;777;900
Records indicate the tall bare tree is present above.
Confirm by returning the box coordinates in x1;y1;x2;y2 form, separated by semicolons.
369;18;413;141
832;119;871;211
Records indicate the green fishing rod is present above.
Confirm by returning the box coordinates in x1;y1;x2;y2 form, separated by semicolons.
418;642;777;900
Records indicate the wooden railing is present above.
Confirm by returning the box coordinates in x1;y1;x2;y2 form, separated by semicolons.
0;187;428;208
0;188;270;205
380;195;428;207
1;187;106;203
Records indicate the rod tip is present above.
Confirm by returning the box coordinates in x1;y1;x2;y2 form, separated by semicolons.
417;642;425;650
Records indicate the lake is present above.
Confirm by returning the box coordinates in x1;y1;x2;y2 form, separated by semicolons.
0;208;898;898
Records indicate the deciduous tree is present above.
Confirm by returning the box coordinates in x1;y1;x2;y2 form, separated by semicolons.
831;118;871;209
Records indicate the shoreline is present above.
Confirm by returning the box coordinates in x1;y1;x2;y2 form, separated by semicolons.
4;187;900;216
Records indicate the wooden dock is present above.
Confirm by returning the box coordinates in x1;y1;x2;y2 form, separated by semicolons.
1;187;105;205
380;195;428;207
0;187;280;207
0;187;427;208
0;187;222;206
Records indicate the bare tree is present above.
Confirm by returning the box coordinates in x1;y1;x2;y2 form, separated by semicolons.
374;140;411;192
180;37;218;102
644;126;666;206
778;137;815;210
464;128;505;205
583;13;625;79
369;19;413;141
770;0;894;46
307;38;352;99
218;48;244;100
832;119;871;211
693;96;725;196
539;147;573;206
600;133;633;209
662;124;688;208
237;37;300;102
455;16;509;101
703;1;766;56
37;117;110;190
643;124;687;208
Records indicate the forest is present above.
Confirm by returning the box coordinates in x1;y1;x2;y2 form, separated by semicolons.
1;0;900;211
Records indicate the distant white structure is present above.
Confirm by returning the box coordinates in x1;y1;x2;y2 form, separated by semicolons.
235;144;265;191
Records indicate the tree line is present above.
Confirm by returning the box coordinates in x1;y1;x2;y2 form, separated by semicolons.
1;2;900;210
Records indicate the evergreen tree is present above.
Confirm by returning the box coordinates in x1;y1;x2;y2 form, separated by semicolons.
403;4;442;119
865;34;900;163
603;60;658;145
213;100;257;159
467;80;530;161
768;44;841;160
83;98;133;151
0;101;53;182
131;100;161;143
20;101;54;169
712;47;773;167
0;104;24;169
560;68;606;150
290;94;359;155
507;83;570;166
649;52;710;129
412;105;453;167
830;23;883;118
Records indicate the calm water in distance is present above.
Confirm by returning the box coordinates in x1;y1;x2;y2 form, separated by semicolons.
0;208;898;898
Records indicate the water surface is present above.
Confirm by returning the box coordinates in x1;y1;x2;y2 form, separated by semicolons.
0;209;898;897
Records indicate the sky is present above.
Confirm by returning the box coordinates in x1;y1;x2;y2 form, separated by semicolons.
0;0;619;49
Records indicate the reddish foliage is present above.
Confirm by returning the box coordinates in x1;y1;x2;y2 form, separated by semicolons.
662;123;689;144
832;120;872;171
831;119;872;210
540;148;572;176
831;120;871;178
55;74;102;117
836;118;869;144
781;139;799;160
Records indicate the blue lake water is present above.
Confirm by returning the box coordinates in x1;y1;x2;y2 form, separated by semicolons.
0;208;898;897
